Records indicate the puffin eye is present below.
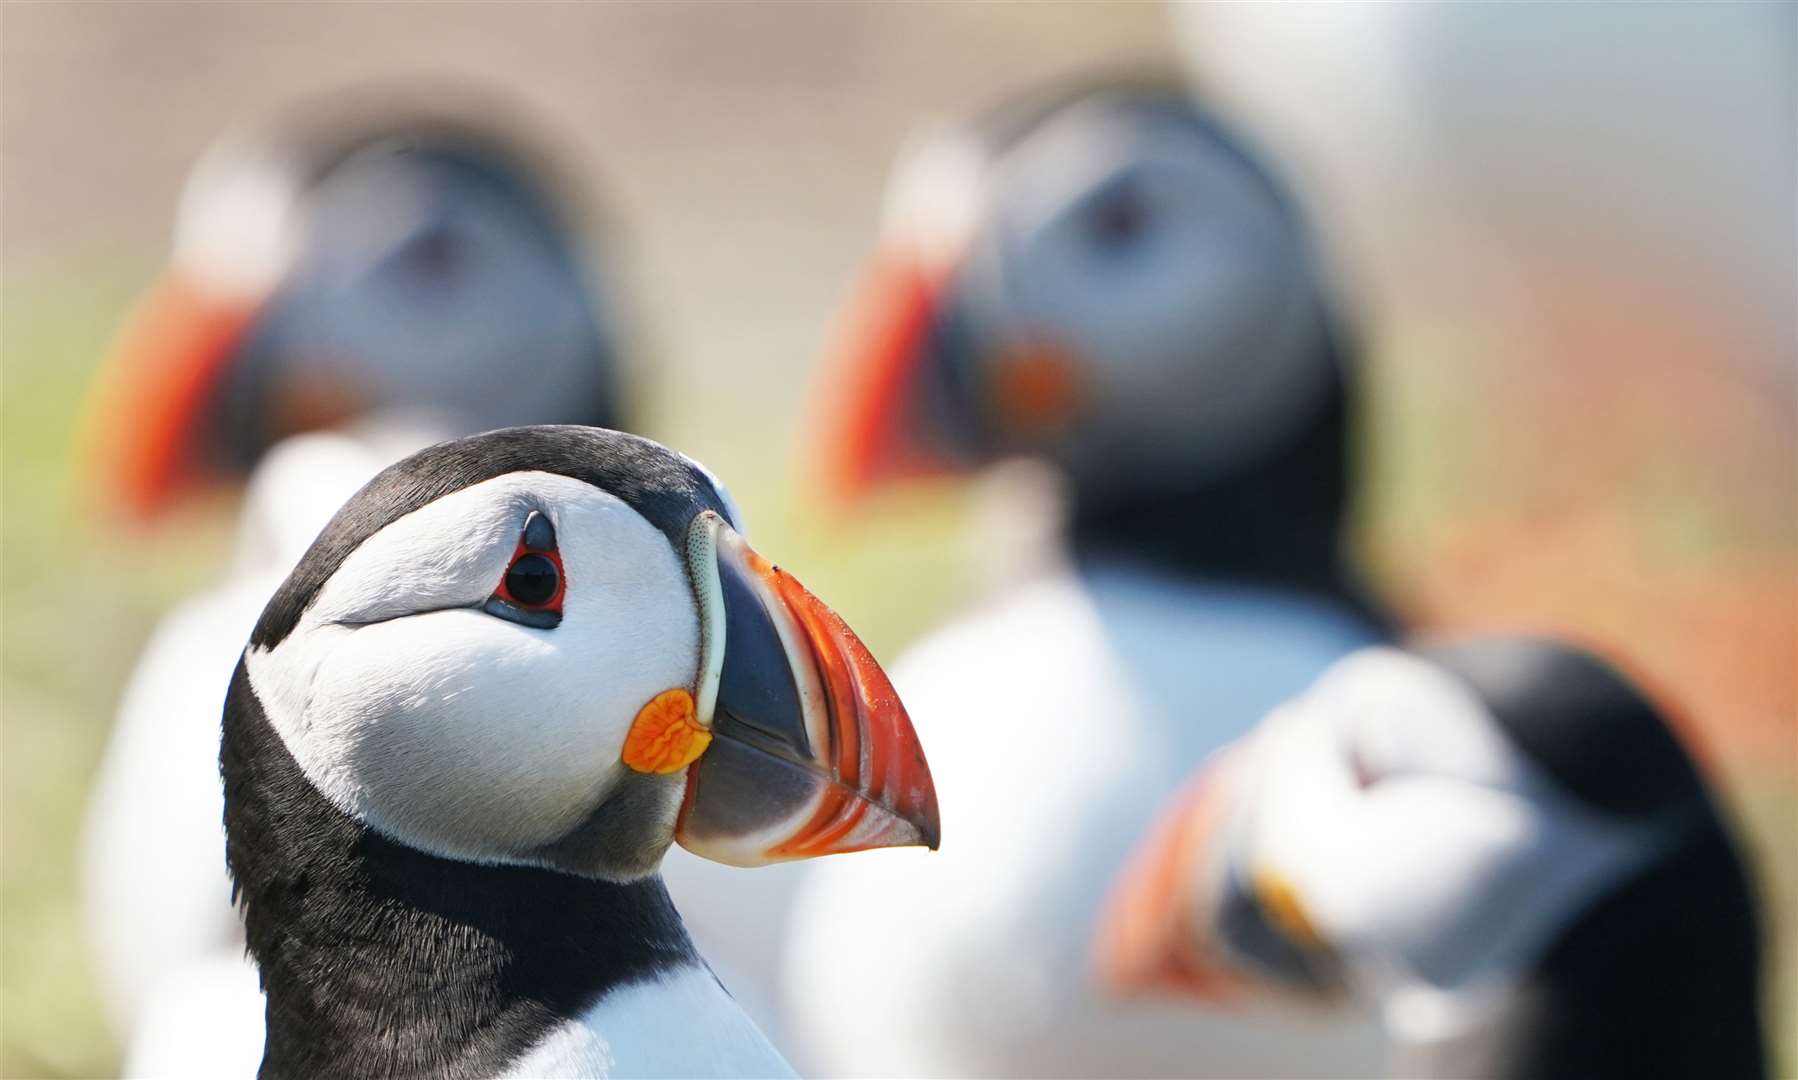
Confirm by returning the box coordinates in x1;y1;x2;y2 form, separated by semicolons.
505;555;559;606
483;510;565;629
1086;177;1150;251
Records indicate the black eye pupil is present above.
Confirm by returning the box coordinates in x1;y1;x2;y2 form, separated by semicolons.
505;554;559;607
1090;186;1148;249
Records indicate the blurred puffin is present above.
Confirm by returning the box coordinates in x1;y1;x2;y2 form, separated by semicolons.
78;91;631;1073
779;78;1396;1076
218;425;939;1078
84;89;626;518
1098;638;1765;1079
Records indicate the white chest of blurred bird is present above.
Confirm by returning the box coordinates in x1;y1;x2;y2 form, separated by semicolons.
84;427;435;1077
783;562;1388;1077
770;76;1397;1077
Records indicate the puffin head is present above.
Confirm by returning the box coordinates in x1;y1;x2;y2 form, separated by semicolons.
85;91;624;521
814;78;1343;512
1095;638;1763;1074
228;425;938;883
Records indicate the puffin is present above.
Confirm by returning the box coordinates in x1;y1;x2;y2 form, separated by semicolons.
79;92;630;1073
82;88;625;520
220;425;939;1078
1097;637;1766;1079
778;79;1396;1076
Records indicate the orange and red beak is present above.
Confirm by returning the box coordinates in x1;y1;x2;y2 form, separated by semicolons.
810;243;1090;507
809;250;960;505
674;512;940;865
1095;745;1345;1004
80;272;266;521
1094;753;1254;1002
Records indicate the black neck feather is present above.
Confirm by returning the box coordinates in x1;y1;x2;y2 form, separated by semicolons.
220;660;698;1080
1068;348;1394;637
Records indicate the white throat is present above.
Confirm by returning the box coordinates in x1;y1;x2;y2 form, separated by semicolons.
505;965;794;1079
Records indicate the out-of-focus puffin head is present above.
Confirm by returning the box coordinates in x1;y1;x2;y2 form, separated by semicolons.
228;426;939;882
813;77;1341;510
1095;638;1763;1072
85;88;627;521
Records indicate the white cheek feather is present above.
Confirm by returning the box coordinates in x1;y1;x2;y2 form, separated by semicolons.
247;473;701;864
306;487;522;631
1236;647;1670;1015
882;123;987;271
1318;648;1534;790
172;133;302;301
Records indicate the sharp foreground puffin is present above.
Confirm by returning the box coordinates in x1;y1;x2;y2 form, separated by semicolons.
780;79;1396;1076
1099;637;1766;1079
220;425;938;1078
79;92;631;1073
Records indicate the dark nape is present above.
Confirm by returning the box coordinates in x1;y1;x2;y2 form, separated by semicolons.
1068;339;1395;637
1425;637;1710;818
963;72;1307;230
221;662;699;1079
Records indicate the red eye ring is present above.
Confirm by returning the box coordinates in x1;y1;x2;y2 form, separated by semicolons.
485;510;564;628
495;545;565;611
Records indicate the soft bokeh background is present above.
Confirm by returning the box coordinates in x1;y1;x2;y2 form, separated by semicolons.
2;3;1790;1077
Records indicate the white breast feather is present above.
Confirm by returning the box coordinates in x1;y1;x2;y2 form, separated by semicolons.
781;565;1389;1077
506;966;795;1079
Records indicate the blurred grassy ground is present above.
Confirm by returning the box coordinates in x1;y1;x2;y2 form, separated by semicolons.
3;4;1793;1078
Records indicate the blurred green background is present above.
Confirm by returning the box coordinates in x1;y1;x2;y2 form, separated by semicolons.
2;4;1791;1077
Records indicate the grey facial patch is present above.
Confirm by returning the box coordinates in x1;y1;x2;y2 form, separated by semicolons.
530;771;688;882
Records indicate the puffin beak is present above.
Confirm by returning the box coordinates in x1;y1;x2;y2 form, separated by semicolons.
673;512;940;865
809;250;959;504
809;246;1088;505
80;271;264;520
1095;746;1343;1003
1094;754;1254;1002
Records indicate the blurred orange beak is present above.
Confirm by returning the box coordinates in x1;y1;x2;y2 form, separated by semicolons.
809;251;958;505
1093;750;1254;1002
810;247;1090;507
81;272;263;521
